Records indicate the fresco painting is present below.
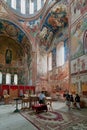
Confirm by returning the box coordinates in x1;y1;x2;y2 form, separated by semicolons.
71;16;87;60
71;75;87;95
38;3;68;50
0;19;27;44
71;55;87;74
71;0;87;24
83;30;87;54
5;49;12;64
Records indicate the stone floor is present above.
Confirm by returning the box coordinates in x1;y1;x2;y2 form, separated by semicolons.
0;101;87;130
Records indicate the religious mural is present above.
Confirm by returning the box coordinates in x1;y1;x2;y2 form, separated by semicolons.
71;0;87;24
48;62;69;94
20;16;41;37
5;49;12;64
71;74;87;95
71;52;87;95
38;3;68;50
71;15;87;60
0;19;27;44
71;55;87;74
83;30;87;54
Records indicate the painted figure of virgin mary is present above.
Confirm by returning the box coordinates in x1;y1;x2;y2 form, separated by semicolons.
5;49;12;64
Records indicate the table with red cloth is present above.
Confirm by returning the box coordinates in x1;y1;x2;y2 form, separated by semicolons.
32;104;48;113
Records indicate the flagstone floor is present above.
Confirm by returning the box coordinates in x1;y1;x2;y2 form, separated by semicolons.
0;101;87;130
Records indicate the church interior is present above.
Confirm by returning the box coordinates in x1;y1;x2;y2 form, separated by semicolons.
0;0;87;130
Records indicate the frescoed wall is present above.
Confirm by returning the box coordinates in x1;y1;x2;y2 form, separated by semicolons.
47;61;69;98
71;0;87;24
71;74;87;95
71;15;87;60
71;55;87;95
70;0;87;97
71;55;87;74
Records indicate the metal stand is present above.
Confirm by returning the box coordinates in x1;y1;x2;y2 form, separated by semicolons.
14;98;20;112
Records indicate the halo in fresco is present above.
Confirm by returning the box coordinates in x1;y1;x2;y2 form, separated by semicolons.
5;24;18;37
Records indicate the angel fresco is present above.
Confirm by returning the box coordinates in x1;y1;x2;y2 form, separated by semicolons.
48;13;62;29
39;27;48;39
47;6;68;30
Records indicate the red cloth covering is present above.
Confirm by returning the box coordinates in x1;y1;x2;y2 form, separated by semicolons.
32;104;47;112
2;85;9;90
1;85;9;95
10;85;18;90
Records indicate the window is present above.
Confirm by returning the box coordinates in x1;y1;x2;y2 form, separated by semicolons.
48;52;52;71
6;73;11;84
4;0;45;16
11;0;16;9
30;0;34;14
56;42;64;67
0;72;2;84
37;0;41;10
14;74;18;85
21;0;26;14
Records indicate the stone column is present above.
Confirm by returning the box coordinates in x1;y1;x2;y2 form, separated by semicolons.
32;52;37;86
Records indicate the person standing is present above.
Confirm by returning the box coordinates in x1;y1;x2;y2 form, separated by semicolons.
70;94;74;108
75;94;81;109
65;92;71;110
38;91;46;104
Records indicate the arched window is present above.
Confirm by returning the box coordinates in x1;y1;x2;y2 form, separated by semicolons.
48;52;52;71
6;73;11;84
11;0;16;9
0;72;2;84
4;0;46;16
30;0;34;14
21;0;26;14
37;0;41;10
14;74;18;85
56;42;64;67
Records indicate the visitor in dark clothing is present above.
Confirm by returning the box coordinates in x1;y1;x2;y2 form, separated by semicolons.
70;94;74;108
65;92;71;110
75;94;81;109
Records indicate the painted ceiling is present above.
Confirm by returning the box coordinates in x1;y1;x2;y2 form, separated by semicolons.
38;3;68;51
0;19;31;54
0;36;24;65
0;19;32;67
0;0;68;54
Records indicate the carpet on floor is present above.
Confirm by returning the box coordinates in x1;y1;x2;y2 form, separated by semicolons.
20;110;87;130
